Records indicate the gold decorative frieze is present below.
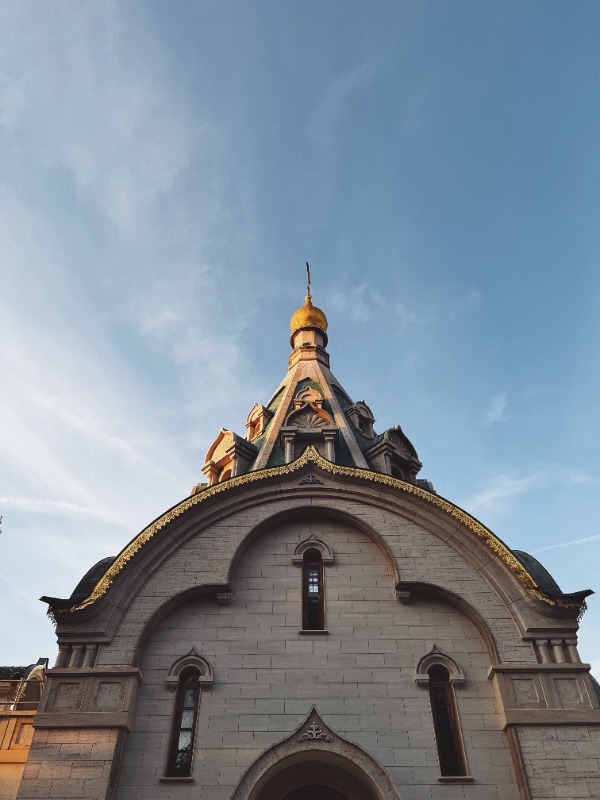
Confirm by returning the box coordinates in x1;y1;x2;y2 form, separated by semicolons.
66;446;562;612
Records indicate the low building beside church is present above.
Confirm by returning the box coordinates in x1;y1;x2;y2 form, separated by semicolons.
0;659;47;800
14;292;600;800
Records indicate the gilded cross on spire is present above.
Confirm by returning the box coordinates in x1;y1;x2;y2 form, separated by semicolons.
306;262;311;297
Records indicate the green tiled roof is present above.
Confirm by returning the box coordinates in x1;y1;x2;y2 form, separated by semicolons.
266;442;286;468
267;386;286;412
351;425;380;451
69;556;117;603
512;550;562;595
332;384;353;410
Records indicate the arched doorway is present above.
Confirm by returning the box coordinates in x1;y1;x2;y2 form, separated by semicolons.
255;757;377;800
231;708;402;800
283;788;347;800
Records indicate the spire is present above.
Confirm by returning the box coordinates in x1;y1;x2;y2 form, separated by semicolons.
199;268;423;484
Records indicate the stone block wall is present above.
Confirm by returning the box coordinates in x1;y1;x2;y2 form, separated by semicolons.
17;728;122;800
116;518;521;800
21;482;600;800
515;725;600;799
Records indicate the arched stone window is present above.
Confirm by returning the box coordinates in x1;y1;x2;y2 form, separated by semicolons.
293;536;333;633
302;548;324;631
415;646;469;780
427;665;468;777
164;650;213;779
166;669;201;777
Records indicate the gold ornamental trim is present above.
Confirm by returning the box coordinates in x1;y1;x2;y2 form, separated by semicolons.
67;446;561;612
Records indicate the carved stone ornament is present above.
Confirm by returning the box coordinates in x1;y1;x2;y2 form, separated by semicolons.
298;721;332;742
294;387;324;407
285;386;334;428
299;473;323;485
286;406;333;428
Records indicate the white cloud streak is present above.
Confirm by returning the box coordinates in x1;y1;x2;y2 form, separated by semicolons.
307;59;388;149
465;472;541;516
0;496;136;527
331;282;481;333
484;394;507;426
331;283;380;323
463;464;598;519
533;534;600;554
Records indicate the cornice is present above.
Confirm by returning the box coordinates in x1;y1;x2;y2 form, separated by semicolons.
60;446;576;613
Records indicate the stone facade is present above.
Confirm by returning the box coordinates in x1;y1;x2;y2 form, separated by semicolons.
14;294;600;800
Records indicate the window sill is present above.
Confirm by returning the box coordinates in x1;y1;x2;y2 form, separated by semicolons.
438;776;474;783
299;629;329;635
160;777;195;783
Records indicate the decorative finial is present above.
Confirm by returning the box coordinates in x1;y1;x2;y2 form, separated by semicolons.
289;261;328;336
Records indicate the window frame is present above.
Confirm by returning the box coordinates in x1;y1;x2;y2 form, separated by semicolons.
415;646;471;782
302;548;325;631
166;668;202;778
163;650;213;782
427;664;468;778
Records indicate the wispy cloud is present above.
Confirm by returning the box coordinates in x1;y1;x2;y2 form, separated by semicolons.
0;4;219;247
331;283;382;323
444;287;482;321
0;496;136;527
0;76;25;127
391;285;481;332
562;468;598;486
331;282;480;333
484;394;507;426
307;58;389;149
465;472;541;516
394;304;420;333
533;534;600;554
463;464;598;519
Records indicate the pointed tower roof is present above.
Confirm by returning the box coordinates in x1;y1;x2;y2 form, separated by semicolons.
200;281;423;486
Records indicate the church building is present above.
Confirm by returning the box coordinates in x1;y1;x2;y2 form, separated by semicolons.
13;288;600;800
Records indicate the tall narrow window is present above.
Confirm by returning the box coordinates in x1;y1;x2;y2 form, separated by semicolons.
167;669;201;777
302;548;324;630
428;665;467;777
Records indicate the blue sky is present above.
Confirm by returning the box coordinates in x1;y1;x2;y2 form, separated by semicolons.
1;1;599;674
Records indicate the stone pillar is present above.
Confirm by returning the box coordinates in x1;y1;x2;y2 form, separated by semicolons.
17;667;141;800
323;431;336;463
282;433;295;464
551;639;567;664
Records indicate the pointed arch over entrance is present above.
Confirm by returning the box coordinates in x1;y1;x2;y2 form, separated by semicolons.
231;707;402;800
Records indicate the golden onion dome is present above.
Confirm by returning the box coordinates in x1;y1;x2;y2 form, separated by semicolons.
290;295;328;334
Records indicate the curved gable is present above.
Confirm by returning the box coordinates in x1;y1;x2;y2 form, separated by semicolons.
56;447;573;618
